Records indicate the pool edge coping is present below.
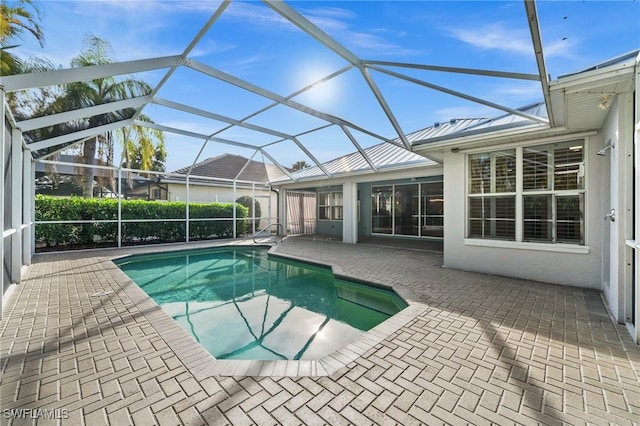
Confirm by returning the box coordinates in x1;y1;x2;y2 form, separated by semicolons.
102;243;429;378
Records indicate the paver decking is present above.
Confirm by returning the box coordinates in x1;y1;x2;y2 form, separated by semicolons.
1;237;639;425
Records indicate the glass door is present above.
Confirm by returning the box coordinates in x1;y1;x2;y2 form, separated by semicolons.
371;186;393;234
394;184;419;236
422;182;444;237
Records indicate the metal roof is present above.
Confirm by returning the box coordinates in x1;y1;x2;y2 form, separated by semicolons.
272;142;436;183
558;49;640;79
409;102;549;147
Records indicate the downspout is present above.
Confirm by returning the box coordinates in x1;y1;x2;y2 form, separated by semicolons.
271;187;280;236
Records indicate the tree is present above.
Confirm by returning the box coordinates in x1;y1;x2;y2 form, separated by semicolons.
292;160;310;171
55;36;165;197
0;0;44;75
236;195;262;232
117;116;167;188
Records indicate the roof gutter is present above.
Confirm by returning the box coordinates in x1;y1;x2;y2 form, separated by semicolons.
412;125;585;153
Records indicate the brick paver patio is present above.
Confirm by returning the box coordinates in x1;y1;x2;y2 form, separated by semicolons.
1;237;639;425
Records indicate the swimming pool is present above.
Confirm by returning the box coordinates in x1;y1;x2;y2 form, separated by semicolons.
115;246;407;361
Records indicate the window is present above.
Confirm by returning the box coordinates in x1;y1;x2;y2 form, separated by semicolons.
522;142;584;243
467;141;585;245
468;150;516;240
318;191;343;220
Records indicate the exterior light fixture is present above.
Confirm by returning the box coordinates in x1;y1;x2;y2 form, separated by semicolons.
598;95;612;110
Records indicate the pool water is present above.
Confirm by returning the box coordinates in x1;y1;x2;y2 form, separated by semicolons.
115;247;407;360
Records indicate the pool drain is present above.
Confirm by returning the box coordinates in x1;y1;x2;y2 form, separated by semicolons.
91;290;113;297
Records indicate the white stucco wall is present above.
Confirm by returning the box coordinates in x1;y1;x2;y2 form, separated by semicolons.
601;93;634;321
443;135;606;289
276;164;445;243
167;184;278;225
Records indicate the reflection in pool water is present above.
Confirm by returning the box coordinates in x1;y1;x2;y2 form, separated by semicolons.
115;247;406;360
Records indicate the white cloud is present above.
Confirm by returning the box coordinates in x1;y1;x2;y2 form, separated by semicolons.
495;82;543;98
447;22;532;55
304;8;420;57
189;40;236;58
446;21;576;59
224;2;295;30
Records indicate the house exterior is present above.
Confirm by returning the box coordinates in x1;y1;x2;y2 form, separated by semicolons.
274;51;640;343
127;154;284;229
273;142;443;242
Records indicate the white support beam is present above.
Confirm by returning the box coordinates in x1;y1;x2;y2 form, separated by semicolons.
0;56;182;92
17;96;152;132
27;119;133;152
185;59;400;147
208;65;354;139
369;65;550;125
154;97;292;140
186;138;212;177
340;125;378;172
36;134;93;160
133;0;231;121
264;1;361;65
22;150;33;265
264;1;412;148
362;60;540;81
234;152;260;181
262;123;337;149
1;90;5;300
524;0;554;126
136;120;260;151
360;67;411;150
259;149;297;182
291;137;332;177
11;128;22;283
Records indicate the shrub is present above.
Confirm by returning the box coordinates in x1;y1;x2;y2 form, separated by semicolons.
236;195;262;232
34;195;248;250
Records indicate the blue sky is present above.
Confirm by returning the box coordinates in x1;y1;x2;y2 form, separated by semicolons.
15;1;640;172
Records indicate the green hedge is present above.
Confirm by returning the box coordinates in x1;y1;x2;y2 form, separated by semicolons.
35;195;248;249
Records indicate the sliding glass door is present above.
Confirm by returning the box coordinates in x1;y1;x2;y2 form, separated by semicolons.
371;186;393;234
394;184;418;236
371;181;443;238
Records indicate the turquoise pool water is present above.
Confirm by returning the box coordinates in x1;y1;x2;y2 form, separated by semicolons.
115;247;407;360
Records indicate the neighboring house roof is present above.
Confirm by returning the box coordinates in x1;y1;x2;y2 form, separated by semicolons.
273;142;437;184
168;154;287;186
173;154;264;181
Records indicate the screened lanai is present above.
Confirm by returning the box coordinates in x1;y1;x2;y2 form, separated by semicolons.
2;0;640;299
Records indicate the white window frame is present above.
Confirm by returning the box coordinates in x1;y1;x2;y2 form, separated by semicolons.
317;191;343;221
465;138;588;252
467;149;517;240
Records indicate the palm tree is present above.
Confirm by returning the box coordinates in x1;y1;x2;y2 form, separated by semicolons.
57;36;164;197
117;116;166;188
0;0;44;75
